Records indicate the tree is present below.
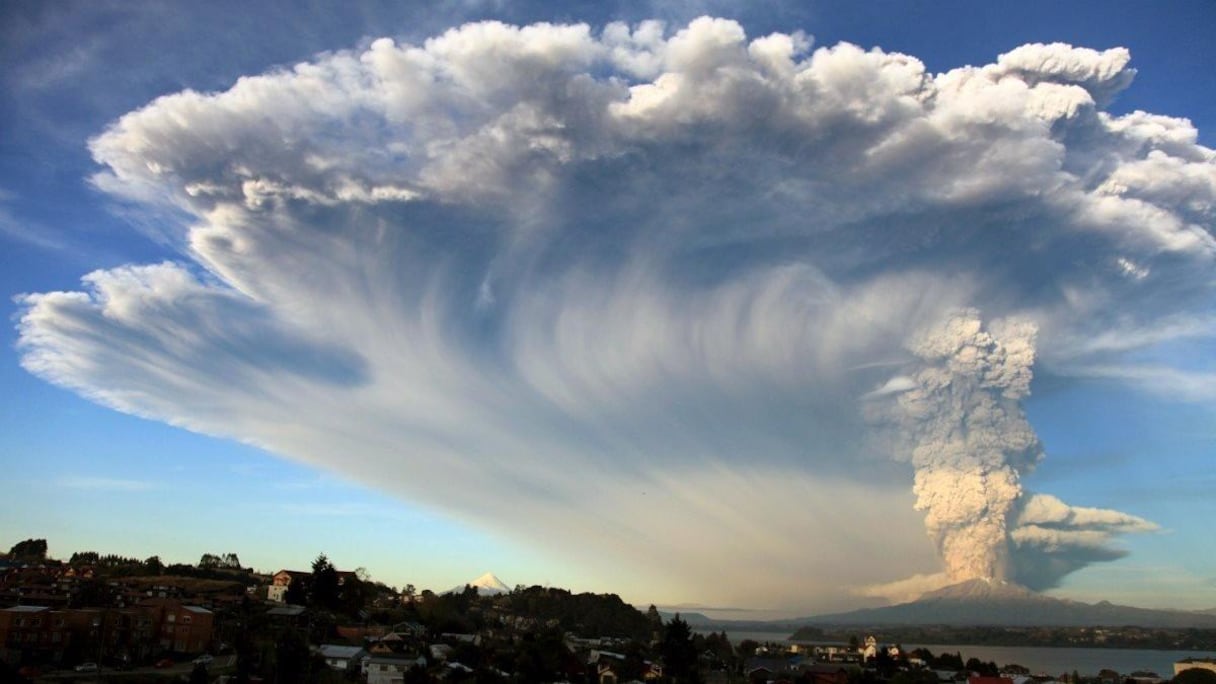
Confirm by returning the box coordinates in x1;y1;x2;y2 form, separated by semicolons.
661;614;699;683
310;554;340;610
272;629;311;684
222;552;242;569
646;604;664;643
8;538;47;560
144;555;164;575
875;648;898;677
199;553;221;569
646;604;663;625
1175;670;1216;684
284;576;308;606
403;583;416;604
513;628;567;682
705;631;733;658
340;574;374;617
70;551;100;565
966;658;998;677
936;652;965;670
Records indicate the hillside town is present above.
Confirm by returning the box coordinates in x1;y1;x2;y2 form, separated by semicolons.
2;539;1215;684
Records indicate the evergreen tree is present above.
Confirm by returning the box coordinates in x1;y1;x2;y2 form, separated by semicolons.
309;553;340;610
646;604;663;643
661;614;699;683
70;551;100;565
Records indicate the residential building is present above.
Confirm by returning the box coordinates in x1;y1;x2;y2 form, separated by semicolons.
268;568;354;602
0;601;212;667
366;653;427;684
806;664;851;684
317;644;367;672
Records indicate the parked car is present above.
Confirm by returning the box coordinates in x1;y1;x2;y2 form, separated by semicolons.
193;654;214;666
74;662;99;673
154;658;175;668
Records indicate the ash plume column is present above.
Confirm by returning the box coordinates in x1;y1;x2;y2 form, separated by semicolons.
869;310;1042;583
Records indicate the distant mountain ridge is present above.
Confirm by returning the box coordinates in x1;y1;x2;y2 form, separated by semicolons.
801;579;1216;628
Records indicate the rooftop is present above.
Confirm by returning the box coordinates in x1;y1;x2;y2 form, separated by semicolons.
319;644;366;659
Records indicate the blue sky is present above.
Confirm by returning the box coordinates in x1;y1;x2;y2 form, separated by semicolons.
2;1;1214;616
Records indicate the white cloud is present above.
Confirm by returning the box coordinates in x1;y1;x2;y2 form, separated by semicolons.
1016;493;1159;533
862;375;917;399
16;19;1216;610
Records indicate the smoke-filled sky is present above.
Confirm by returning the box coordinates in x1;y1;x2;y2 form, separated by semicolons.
3;1;1215;616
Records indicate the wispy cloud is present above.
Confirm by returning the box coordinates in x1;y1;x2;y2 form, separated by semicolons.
1063;365;1216;403
275;502;410;519
59;476;159;492
0;193;69;252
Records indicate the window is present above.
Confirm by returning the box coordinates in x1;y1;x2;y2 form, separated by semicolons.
182;615;192;624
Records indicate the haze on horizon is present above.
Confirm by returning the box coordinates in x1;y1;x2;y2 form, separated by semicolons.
2;3;1214;616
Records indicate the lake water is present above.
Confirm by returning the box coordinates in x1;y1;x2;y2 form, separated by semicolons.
696;630;1215;677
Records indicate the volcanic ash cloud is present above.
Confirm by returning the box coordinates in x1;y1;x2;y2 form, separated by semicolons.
865;312;1161;598
867;312;1041;584
15;18;1212;608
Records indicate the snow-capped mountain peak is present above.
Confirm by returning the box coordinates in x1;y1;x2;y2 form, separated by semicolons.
447;571;511;596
